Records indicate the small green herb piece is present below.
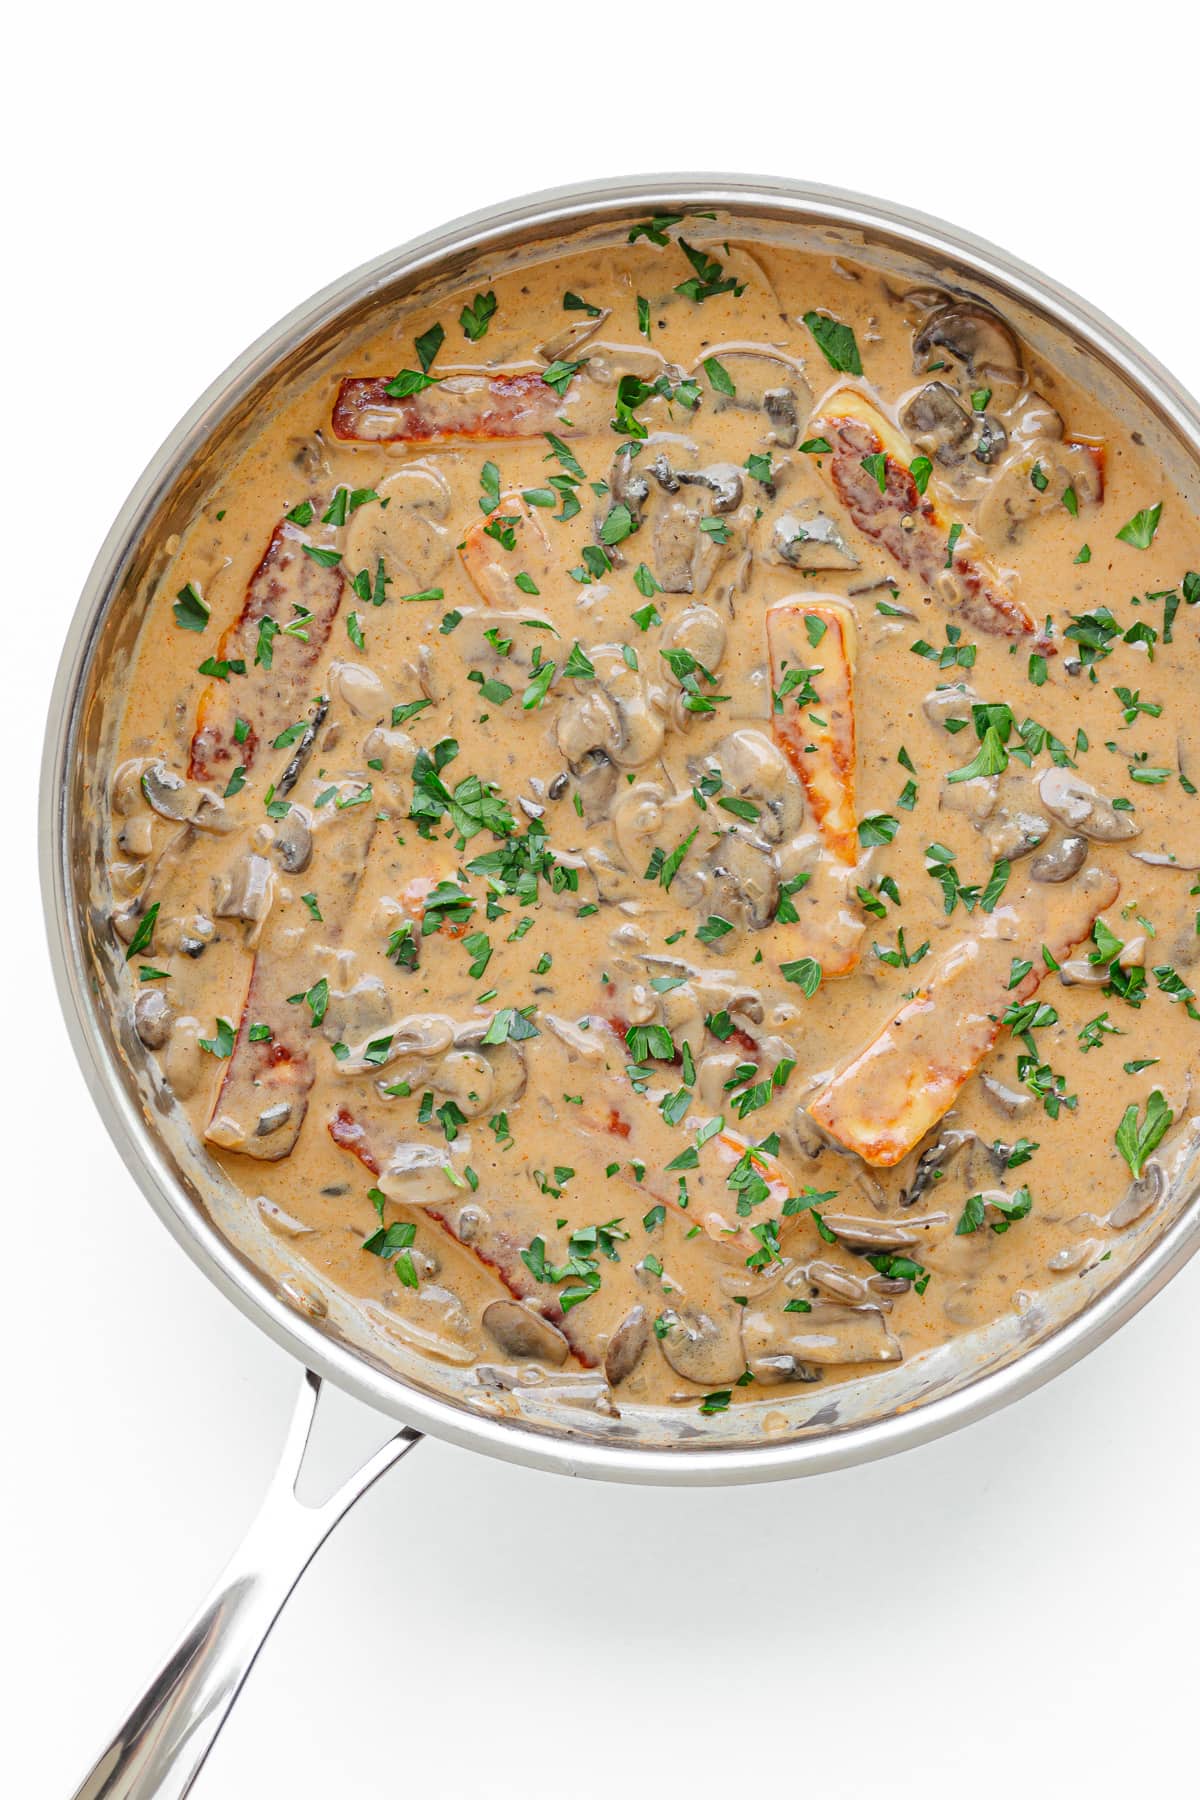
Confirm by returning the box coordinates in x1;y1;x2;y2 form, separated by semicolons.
198;1017;235;1058
781;957;822;997
702;355;735;397
861;452;888;493
1116;503;1163;550
124;903;160;961
414;323;445;373
1114;1088;1173;1178
541;358;585;398
460;291;498;341
173;583;209;632
802;311;862;375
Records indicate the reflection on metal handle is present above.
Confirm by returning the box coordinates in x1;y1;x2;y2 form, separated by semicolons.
73;1370;422;1800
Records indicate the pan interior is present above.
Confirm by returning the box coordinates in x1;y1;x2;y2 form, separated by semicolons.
49;183;1200;1470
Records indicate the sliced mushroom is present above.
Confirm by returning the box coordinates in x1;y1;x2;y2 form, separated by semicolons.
815;1211;949;1250
133;988;173;1050
922;683;979;732
431;1049;494;1119
702;831;780;931
140;760;191;821
361;727;417;777
764;387;800;448
1038;767;1140;841
579;340;677;389
451;1021;528;1109
272;805;313;874
556;686;623;767
214;853;274;924
900;381;976;465
257;1197;314;1240
1130;850;1200;872
536;307;610;364
902;1129;974;1206
794;1259;875;1307
1057;957;1110;988
572;749;620;822
980;1073;1034;1118
689;347;811;447
604;1306;650;1386
652;496;729;596
973;414;1009;465
661;603;727;674
771;507;860;571
330;660;387;719
343;462;452;591
609;442;650;525
1029;833;1088;883
657;1308;744;1385
743;1301;901;1372
696;1049;750;1110
648;454;744;514
913;299;1023;390
118;815;155;859
939;774;998;824
482;1300;570;1366
254;1101;295;1139
982;808;1050;862
588;647;667;769
1110;1160;1166;1228
702;728;804;843
274;699;328;798
372;1140;466;1207
977;439;1103;544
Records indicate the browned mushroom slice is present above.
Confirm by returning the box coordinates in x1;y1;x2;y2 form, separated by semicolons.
808;389;1044;644
327;1107;597;1367
189;519;344;783
331;369;576;443
766;597;858;865
743;1301;901;1376
807;864;1120;1167
459;491;554;608
978;437;1106;544
815;1210;950;1250
482;1300;570;1366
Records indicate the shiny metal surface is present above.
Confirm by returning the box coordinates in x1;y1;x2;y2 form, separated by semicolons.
41;174;1200;1489
72;1373;422;1799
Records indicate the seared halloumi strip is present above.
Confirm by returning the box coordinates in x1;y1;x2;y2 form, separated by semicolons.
331;369;575;444
459;490;553;609
767;596;858;865
205;790;377;1160
189;518;345;784
808;865;1119;1166
328;1106;596;1367
808;388;1041;643
573;1032;797;1255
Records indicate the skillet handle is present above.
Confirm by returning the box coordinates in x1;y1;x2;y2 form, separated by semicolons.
72;1368;422;1800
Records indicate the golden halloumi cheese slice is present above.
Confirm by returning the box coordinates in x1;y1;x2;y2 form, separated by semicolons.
809;387;1042;643
766;595;858;865
808;864;1119;1166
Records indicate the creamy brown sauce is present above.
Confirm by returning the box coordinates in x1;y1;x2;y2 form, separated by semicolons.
107;222;1200;1418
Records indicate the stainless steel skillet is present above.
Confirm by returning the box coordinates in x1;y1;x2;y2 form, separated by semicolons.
40;174;1200;1799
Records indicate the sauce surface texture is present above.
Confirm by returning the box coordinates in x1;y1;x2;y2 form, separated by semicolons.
108;218;1200;1419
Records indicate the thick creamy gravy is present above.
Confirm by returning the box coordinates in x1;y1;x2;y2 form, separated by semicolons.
107;219;1200;1418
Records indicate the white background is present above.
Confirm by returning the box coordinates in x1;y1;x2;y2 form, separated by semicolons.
6;6;1199;1796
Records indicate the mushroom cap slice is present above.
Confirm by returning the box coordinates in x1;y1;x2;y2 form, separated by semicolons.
482;1301;570;1366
